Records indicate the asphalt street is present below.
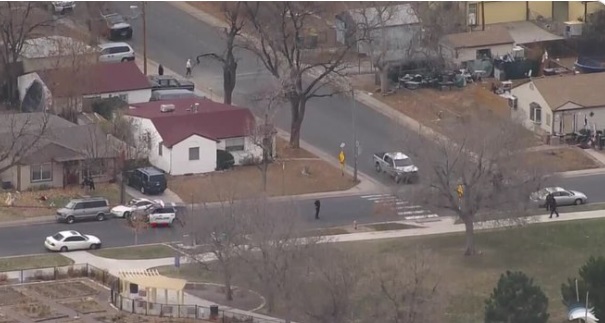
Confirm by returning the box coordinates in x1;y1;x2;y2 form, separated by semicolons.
553;173;605;204
110;2;421;188
0;194;429;257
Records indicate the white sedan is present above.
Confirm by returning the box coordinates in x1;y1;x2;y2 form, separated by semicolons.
44;230;102;252
111;198;157;218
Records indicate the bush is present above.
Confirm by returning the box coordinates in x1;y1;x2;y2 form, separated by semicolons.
485;270;549;323
216;150;235;170
91;97;127;120
240;155;262;166
562;256;605;318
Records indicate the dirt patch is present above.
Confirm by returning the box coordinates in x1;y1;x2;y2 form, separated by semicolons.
186;283;264;312
0;287;30;306
24;281;98;300
352;74;541;144
170;138;355;203
524;147;601;172
0;183;126;221
59;297;106;314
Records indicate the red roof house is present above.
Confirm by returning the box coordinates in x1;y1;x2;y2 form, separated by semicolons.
125;98;261;175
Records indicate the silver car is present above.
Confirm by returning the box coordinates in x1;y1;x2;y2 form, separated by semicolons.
530;187;588;207
56;197;110;224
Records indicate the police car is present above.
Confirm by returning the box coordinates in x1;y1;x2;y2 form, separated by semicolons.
146;201;177;226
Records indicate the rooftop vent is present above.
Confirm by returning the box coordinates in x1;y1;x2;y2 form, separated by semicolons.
160;104;175;113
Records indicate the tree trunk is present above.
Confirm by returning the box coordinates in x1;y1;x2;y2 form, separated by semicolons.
223;55;237;105
224;270;233;301
288;97;305;149
379;66;389;94
463;218;476;256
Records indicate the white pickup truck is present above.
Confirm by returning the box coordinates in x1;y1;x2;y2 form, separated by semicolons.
373;152;419;184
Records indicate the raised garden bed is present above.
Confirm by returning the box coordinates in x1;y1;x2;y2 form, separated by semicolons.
0;287;30;306
59;297;106;314
25;281;98;299
12;303;68;322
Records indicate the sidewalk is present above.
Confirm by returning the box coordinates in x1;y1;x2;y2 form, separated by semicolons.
57;208;605;322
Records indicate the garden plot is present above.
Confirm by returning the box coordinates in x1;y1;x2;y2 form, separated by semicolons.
0;286;30;306
11;302;68;322
24;281;98;299
59;297;106;314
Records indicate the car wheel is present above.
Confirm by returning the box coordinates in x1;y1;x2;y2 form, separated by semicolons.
395;175;401;184
375;163;381;172
574;199;583;205
124;211;131;219
89;244;99;250
60;246;68;252
96;214;105;221
121;57;128;62
66;216;75;224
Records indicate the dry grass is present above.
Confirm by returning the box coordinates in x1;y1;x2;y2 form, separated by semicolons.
524;147;601;172
0;183;125;221
0;254;73;272
170;139;355;203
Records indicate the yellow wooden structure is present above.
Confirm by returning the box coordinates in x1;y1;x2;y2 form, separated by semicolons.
118;269;187;311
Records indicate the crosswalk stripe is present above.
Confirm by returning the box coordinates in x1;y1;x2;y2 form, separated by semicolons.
367;197;397;201
360;194;391;198
362;194;439;220
398;210;429;216
405;214;439;220
398;205;421;209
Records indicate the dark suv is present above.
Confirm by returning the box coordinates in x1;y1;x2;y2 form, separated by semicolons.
126;167;167;195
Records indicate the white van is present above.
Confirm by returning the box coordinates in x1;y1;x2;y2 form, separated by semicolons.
98;42;135;63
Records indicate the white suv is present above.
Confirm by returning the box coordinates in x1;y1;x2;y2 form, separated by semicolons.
98;42;135;63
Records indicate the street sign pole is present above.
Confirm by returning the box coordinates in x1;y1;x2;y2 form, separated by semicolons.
352;89;358;182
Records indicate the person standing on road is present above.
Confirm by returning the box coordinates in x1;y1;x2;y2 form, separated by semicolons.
185;59;192;77
314;200;321;220
158;64;164;76
547;193;559;218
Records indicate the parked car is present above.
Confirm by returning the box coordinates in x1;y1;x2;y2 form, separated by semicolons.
100;12;133;40
149;75;195;91
110;198;157;219
98;42;135;63
126;167;167;195
373;151;419;183
530;187;588;207
49;1;75;14
147;202;177;226
56;197;110;224
45;230;102;252
150;89;198;101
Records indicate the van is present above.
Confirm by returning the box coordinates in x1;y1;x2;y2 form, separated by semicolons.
150;89;198;101
98;42;135;63
56;197;110;224
126;167;167;195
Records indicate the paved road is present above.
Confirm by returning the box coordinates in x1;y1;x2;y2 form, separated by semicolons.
553;173;605;204
109;2;420;189
0;194;439;257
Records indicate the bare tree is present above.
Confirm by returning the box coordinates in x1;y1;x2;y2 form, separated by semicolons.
238;197;317;319
0;2;53;105
126;207;149;245
184;199;247;301
405;117;547;255
244;2;356;148
0;112;51;174
196;2;245;105
362;248;444;323
248;89;281;191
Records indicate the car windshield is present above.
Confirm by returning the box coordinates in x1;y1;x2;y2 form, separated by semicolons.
64;201;77;209
52;233;64;241
149;175;165;183
394;158;413;167
106;14;125;24
128;199;138;205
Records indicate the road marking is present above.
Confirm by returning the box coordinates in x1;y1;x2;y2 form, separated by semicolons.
405;214;439;220
398;210;428;216
399;205;421;209
360;194;391;198
360;194;439;220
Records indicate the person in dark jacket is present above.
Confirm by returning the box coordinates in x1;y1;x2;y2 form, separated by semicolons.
158;64;164;76
547;193;559;218
314;200;321;220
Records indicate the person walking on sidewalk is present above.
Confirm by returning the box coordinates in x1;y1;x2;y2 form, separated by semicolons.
185;59;192;77
158;64;164;76
547;193;559;218
314;200;321;220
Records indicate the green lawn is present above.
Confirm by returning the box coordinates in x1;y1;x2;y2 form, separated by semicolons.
0;254;73;272
91;244;177;259
159;218;605;322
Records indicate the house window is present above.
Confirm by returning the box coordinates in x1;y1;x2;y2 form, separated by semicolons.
82;159;106;178
31;163;52;182
225;137;245;152
468;3;478;26
530;102;542;124
118;94;128;102
189;147;200;161
476;48;492;59
158;142;163;156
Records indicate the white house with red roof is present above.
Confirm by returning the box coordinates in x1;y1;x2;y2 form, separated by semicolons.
17;61;152;113
125;98;264;175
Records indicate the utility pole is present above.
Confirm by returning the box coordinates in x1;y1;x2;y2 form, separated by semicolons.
142;1;148;75
351;89;358;182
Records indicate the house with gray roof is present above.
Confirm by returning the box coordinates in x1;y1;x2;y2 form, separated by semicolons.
511;72;605;136
0;112;119;191
439;28;515;65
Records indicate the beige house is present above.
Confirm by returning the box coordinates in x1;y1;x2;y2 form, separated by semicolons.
511;73;605;136
20;36;97;73
0;113;119;191
439;28;515;65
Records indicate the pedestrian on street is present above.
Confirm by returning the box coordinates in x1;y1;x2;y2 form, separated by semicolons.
185;59;192;77
547;193;559;218
314;199;321;220
158;64;164;76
